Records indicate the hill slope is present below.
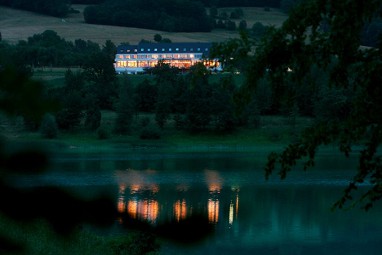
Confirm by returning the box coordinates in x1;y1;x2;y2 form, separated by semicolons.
0;5;287;45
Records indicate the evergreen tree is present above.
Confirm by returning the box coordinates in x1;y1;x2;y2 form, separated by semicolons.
114;76;135;135
211;75;236;132
84;51;117;109
152;62;178;128
134;79;157;113
185;63;212;132
40;113;58;139
55;70;85;130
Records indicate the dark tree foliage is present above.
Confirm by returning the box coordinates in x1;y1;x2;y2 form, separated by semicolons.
55;70;85;130
40;113;59;139
185;63;213;132
210;75;236;132
192;0;280;8
71;0;105;3
83;51;117;110
0;67;116;253
210;31;253;73
151;62;179;128
5;30;106;68
0;0;70;17
84;94;101;131
83;0;212;32
244;0;382;210
134;79;158;113
114;75;135;135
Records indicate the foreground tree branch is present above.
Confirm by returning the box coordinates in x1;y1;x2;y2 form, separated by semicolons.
246;0;382;210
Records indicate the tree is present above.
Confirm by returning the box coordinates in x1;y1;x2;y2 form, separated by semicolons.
244;0;382;210
134;79;157;113
239;20;247;31
84;93;101;131
55;70;85;130
154;34;162;42
114;75;135;135
185;63;213;132
211;75;236;132
210;31;253;73
83;51;117;109
40;113;59;139
0;66;116;253
152;62;178;128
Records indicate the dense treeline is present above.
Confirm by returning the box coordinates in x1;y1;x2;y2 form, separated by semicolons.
195;0;280;8
0;30;115;68
0;0;70;17
84;0;212;32
71;0;104;3
1;30;334;139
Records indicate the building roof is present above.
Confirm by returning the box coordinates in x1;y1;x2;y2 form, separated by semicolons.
117;42;213;55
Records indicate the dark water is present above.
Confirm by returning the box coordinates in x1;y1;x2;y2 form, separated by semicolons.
13;150;382;254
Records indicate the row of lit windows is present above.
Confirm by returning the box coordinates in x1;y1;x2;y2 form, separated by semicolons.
117;53;202;60
116;59;220;69
124;47;209;53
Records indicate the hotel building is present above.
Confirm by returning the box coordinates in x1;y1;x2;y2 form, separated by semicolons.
114;42;221;74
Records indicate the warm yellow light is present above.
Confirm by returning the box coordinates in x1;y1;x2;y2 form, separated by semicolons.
208;199;219;223
174;199;187;222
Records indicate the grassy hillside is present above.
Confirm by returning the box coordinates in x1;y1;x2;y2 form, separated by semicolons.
0;5;287;45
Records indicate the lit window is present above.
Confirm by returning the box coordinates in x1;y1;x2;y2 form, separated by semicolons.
127;50;130;53
162;48;165;51
148;49;151;52
183;48;186;51
176;48;179;51
197;48;201;51
154;48;158;52
205;48;208;51
190;48;193;51
141;48;144;51
169;48;172;51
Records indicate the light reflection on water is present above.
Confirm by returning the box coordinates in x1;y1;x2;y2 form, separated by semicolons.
12;151;382;254
110;161;382;254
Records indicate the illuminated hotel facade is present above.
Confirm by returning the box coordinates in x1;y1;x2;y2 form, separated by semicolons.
114;42;221;74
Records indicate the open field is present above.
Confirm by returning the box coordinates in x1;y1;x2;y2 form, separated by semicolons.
1;5;287;45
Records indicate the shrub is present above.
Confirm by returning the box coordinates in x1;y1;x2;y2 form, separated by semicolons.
97;126;109;140
140;117;151;128
40;114;58;139
139;125;161;140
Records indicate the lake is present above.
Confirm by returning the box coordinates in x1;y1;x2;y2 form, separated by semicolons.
14;148;382;254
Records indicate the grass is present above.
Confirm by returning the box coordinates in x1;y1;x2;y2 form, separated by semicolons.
5;111;313;156
0;5;287;45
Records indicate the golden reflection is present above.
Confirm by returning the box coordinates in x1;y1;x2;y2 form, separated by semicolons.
117;184;127;213
127;200;138;219
229;201;234;225
126;199;159;222
117;197;126;214
116;169;160;223
205;170;222;224
208;198;219;223
174;199;187;222
205;169;222;193
229;189;240;226
235;192;239;218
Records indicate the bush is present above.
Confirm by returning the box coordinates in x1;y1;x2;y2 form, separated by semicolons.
139;125;161;140
140;117;151;128
97;126;109;140
40;114;58;139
